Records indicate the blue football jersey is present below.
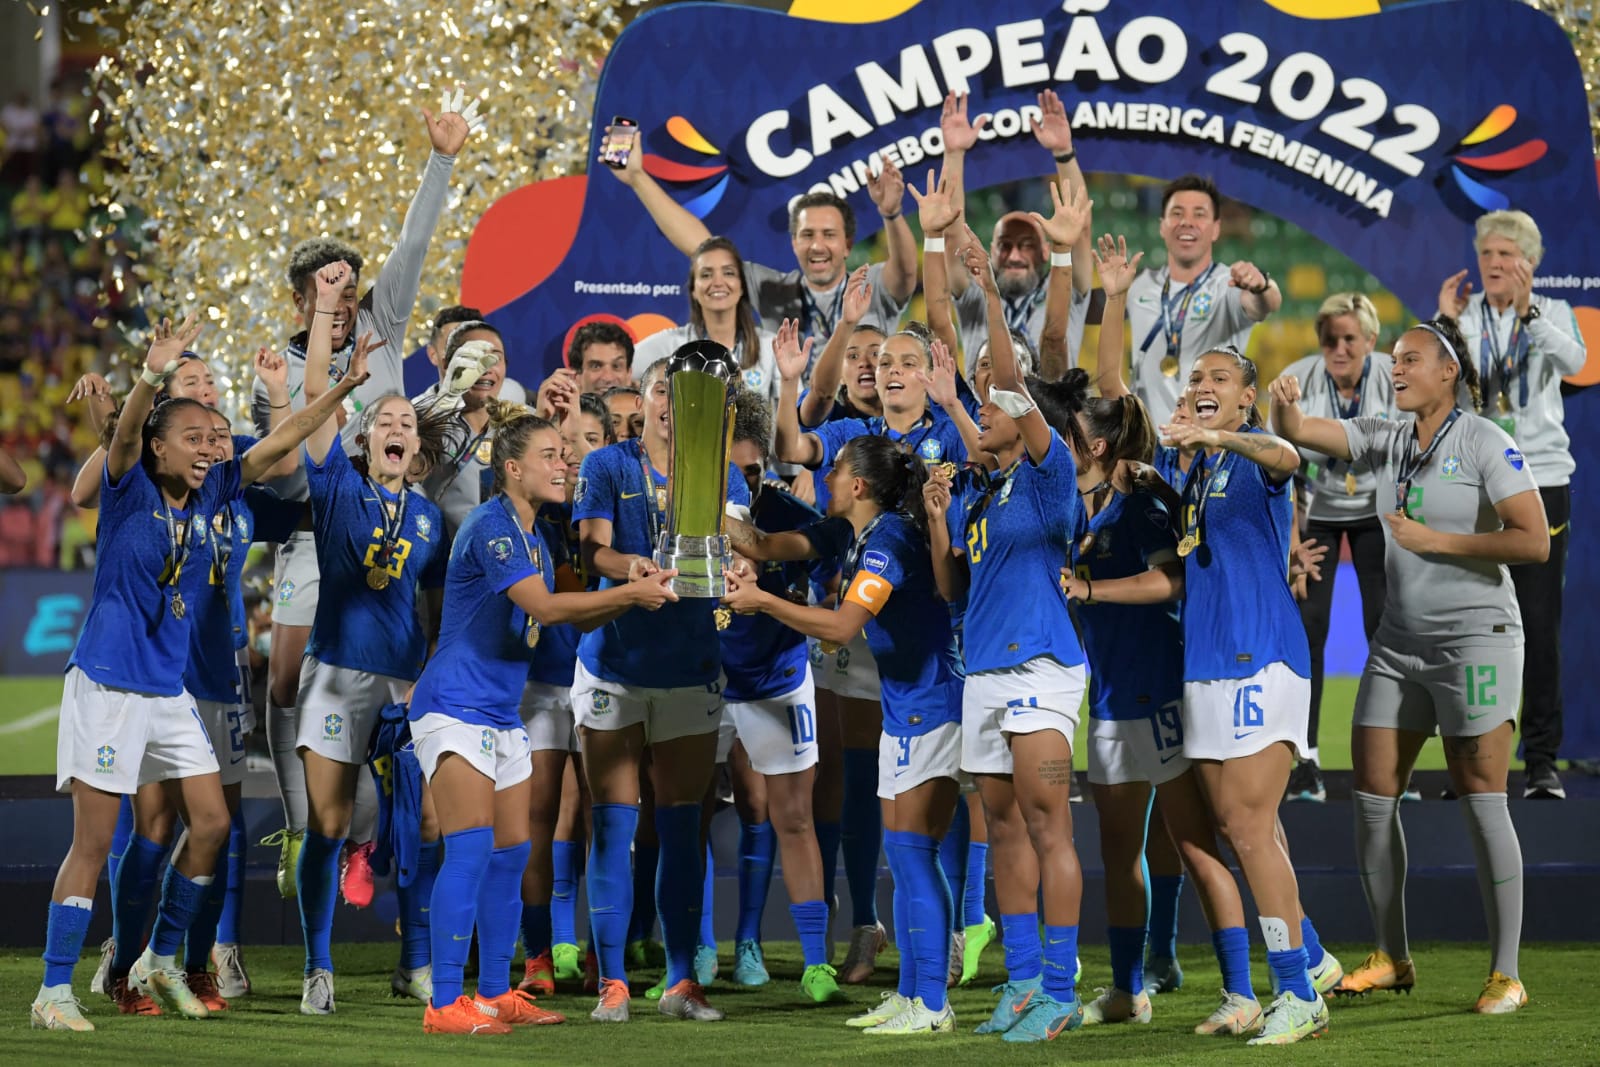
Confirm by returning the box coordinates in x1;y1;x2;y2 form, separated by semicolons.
721;486;821;703
69;458;241;697
1153;445;1187;490
947;431;1084;674
1076;490;1184;721
528;504;580;689
304;438;448;681
410;495;550;730
808;408;968;515
183;494;254;704
805;512;962;737
1179;431;1310;682
571;439;751;688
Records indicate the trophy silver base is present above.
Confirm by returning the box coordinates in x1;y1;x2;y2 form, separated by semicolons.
654;533;731;598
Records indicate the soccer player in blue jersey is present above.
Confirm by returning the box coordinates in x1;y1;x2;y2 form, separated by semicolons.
714;394;844;1002
31;314;367;1032
570;349;752;1024
1059;394;1254;1031
411;407;677;1035
723;433;963;1036
1159;346;1330;1045
293;262;452;1016
1271;319;1546;1014
922;244;1090;1043
517;393;611;996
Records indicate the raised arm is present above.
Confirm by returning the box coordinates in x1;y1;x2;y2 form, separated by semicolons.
1092;234;1142;400
66;372;117;439
240;342;372;484
908;167;963;360
1229;260;1282;322
920;338;985;464
604;124;713;256
108;315;204;482
253;346;302;480
922;467;969;602
1027;179;1093;379
937;92;985;300
301;261;367;465
802;272;869;427
959;244;1052;464
1268;375;1354;462
867;159;916;304
1031;89;1093;299
772;321;825;468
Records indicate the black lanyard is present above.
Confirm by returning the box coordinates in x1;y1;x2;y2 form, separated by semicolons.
963;458;1021;536
1139;263;1216;356
500;494;546;647
160;494;197;588
209;501;236;583
799;280;847;345
1479;304;1531;410
1395;408;1463;515
841;510;888;586
1001;282;1047;336
878;414;937;461
636;443;667;547
1180;444;1234;550
365;476;409;566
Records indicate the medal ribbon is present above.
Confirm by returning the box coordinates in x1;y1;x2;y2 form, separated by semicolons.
636;443;667;548
1180;445;1235;549
1139;263;1217;357
209;501;235;583
1395;408;1463;515
1479;304;1531;411
160;495;197;591
1001;282;1047;336
365;475;409;571
500;494;547;645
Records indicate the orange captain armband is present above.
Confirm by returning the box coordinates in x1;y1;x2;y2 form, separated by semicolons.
843;571;894;615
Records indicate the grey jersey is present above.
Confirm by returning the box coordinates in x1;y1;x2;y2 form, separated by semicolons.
1127;262;1258;426
251;150;456;501
412;383;492;540
743;260;908;345
631;323;782;412
1343;413;1537;650
952;281;1090;375
1455;291;1585;488
1279;353;1399;523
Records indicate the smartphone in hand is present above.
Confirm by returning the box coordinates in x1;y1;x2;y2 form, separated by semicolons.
600;117;639;169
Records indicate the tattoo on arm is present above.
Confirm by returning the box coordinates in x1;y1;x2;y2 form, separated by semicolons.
726;518;761;552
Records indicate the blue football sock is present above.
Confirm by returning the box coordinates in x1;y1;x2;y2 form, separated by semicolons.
106;797;134;900
296;830;344;975
628;840;660;944
588;804;639;981
148;865;211;958
889;830;951;1012
522;903;553;959
476;841;531;999
400;839;441;970
1148;874;1185;961
1269;946;1315;1000
1212;926;1254;998
1000;912;1043;981
428;826;492;1009
1042;923;1079;1002
964;841;989;928
938;802;970;933
551;839;580;945
1108;925;1147;995
183;851;230;972
885;837;914;999
215;805;247;945
655;803;703;987
42;898;93;988
736;820;775;943
841;749;882;927
110;834;167;977
699;842;717;948
790;899;829;967
814;819;841;914
1301;915;1326;969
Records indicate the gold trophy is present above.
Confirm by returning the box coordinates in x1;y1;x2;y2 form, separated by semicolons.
653;340;738;598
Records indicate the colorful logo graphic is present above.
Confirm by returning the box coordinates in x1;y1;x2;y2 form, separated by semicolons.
95;745;116;771
1449;105;1548;212
642;116;731;219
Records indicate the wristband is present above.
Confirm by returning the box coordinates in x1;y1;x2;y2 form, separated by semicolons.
1053;149;1077;164
269;400;291;410
1084;577;1094;605
923;236;946;254
139;366;172;388
1250;272;1273;296
1050;251;1072;269
313;309;337;316
880;210;902;221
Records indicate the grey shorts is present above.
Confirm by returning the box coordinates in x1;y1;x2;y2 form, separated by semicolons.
1354;641;1523;738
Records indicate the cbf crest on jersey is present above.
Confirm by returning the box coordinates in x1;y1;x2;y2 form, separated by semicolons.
415;513;433;540
1209;469;1231;494
1441;454;1462;479
1191;291;1214;321
918;438;943;461
743;368;766;391
480;728;495;755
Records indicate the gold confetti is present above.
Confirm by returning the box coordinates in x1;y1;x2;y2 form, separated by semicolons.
86;0;644;418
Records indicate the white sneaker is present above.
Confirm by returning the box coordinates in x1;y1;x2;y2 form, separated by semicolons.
863;996;956;1035
1082;986;1152;1025
211;943;251;999
391;964;432;1001
1194;989;1263;1035
846;990;909;1028
300;968;336;1015
30;985;94;1032
89;938;115;996
1310;950;1344;996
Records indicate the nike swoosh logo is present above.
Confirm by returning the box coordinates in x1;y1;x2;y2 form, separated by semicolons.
1012;989;1036;1014
621;491;643;499
793;747;809;756
1159;751;1181;764
1046;1014;1074;1038
420;907;430;913
1549;523;1568;537
1233;731;1257;740
229;755;244;765
452;934;471;941
1047;938;1069;945
1466;711;1490;720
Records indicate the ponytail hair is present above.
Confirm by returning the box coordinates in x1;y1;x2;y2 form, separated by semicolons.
353;392;452;482
1415;316;1479;411
139;395;209;476
836;434;930;536
1030;368;1091;457
1196;344;1263;428
485;398;557;495
1081;393;1158;466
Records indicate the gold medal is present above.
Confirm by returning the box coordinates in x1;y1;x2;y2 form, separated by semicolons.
1497;393;1511;414
1344;472;1358;495
475;437;494;464
932;461;957;481
1176;534;1198;557
366;566;391;591
525;621;541;649
1160;355;1179;378
818;639;841;655
713;607;733;631
170;592;186;619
